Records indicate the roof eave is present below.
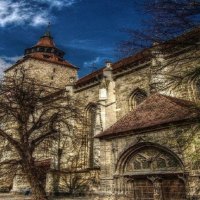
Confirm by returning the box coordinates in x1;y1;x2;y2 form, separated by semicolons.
95;117;200;140
4;56;79;73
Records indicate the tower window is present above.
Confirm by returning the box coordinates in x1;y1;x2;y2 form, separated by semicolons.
43;54;51;59
46;48;51;53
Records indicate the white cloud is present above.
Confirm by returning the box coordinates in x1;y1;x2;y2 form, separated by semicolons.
83;56;106;68
36;0;76;9
0;0;78;27
32;14;49;27
0;58;11;70
68;39;114;53
1;55;22;62
0;58;11;77
0;55;22;76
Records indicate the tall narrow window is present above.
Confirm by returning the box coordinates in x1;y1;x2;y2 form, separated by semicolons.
85;103;97;168
196;79;200;98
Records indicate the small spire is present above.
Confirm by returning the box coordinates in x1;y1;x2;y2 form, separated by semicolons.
44;22;51;37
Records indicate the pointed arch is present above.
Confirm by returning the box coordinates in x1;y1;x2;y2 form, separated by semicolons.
128;88;147;110
85;103;97;118
114;142;186;199
188;77;200;102
195;78;200;99
116;142;184;174
85;102;98;168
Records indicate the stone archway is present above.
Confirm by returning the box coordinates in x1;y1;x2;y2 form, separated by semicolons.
114;143;186;200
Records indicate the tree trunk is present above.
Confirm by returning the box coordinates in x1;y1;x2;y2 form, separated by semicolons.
22;163;48;200
53;148;62;194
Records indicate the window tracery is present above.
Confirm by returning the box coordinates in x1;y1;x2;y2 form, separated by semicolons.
116;144;185;199
125;147;180;173
129;88;147;110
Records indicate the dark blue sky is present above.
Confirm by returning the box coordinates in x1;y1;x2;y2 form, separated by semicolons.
0;0;145;77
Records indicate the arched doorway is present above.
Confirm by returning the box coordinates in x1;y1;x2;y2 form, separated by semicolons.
114;143;186;200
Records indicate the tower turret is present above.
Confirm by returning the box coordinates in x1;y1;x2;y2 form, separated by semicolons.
24;28;65;63
5;26;78;89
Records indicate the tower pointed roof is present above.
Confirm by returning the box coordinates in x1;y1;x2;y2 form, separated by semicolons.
35;23;56;48
35;33;55;48
18;26;78;69
44;22;51;37
24;26;64;58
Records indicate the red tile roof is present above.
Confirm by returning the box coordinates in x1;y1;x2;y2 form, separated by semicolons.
4;31;79;73
112;49;150;73
75;49;150;87
75;67;105;87
96;93;200;139
76;28;200;87
27;54;77;69
4;54;78;73
36;36;56;47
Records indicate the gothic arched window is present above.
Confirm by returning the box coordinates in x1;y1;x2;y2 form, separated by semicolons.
196;79;200;99
85;103;97;168
129;88;147;110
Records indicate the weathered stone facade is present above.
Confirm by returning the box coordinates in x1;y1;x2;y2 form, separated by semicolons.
2;28;200;199
5;56;77;89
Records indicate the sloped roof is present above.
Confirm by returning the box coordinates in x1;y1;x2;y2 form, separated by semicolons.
26;54;77;69
76;67;105;87
5;30;78;72
4;54;78;73
75;49;150;87
36;35;56;48
112;49;150;73
96;93;200;139
76;27;200;87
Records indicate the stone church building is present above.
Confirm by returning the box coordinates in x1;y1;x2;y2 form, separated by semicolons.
2;28;200;199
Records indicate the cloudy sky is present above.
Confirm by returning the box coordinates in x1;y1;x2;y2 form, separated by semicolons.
0;0;144;77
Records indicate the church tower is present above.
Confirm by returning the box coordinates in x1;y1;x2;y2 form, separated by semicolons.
5;28;78;89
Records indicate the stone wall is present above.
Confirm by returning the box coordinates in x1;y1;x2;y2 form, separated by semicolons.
114;66;150;120
6;58;77;89
150;47;200;102
98;124;200;200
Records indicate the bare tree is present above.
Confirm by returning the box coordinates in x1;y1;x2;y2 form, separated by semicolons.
0;67;86;200
119;0;200;56
117;0;200;95
59;153;99;197
47;109;99;197
50;120;87;196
